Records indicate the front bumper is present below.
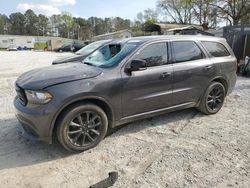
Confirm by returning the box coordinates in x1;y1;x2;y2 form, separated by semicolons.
14;97;55;143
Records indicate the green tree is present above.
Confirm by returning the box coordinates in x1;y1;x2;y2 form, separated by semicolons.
9;12;26;35
104;17;113;33
192;0;217;28
24;9;39;35
59;12;74;38
0;14;9;34
240;13;250;24
88;17;106;35
50;12;74;38
112;17;131;31
74;17;93;40
157;0;193;24
38;14;50;36
50;14;61;36
136;8;159;24
210;0;250;25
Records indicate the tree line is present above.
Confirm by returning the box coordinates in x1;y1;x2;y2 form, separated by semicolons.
0;10;132;40
157;0;250;28
0;0;249;40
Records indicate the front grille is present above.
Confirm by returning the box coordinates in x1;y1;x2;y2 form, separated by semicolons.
15;84;27;106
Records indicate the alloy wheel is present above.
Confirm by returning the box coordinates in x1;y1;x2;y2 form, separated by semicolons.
67;111;102;147
206;86;223;111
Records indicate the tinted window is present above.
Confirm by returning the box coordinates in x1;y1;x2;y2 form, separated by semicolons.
173;41;204;63
134;43;168;67
202;41;230;57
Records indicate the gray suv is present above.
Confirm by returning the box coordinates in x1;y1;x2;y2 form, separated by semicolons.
14;36;237;152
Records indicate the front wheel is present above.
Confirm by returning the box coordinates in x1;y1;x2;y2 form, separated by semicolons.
57;103;108;152
198;82;226;115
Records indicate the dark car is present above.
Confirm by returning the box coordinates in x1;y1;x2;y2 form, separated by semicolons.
52;40;111;65
54;43;86;53
14;36;237;152
54;44;72;53
72;43;86;52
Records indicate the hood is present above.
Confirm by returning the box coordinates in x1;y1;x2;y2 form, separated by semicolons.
16;63;102;90
52;54;85;65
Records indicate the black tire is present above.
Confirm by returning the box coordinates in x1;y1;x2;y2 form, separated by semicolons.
198;82;226;115
57;103;108;152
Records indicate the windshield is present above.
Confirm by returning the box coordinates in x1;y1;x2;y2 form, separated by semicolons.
76;40;110;55
83;41;140;68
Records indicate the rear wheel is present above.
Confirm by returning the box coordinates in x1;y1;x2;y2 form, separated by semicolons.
198;82;225;115
57;103;108;152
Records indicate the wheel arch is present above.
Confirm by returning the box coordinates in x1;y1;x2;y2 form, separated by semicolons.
50;96;115;143
197;76;229;107
211;77;228;95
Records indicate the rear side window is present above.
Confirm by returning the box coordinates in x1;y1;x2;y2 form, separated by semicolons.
172;41;204;63
134;42;168;67
202;41;230;57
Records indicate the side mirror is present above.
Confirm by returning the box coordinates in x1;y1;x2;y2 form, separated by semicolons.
127;59;147;73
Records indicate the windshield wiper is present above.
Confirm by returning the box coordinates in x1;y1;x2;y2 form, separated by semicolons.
83;62;96;67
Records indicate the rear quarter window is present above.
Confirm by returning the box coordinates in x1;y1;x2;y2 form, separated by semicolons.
202;41;230;57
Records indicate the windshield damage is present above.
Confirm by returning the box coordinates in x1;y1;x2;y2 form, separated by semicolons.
83;41;140;68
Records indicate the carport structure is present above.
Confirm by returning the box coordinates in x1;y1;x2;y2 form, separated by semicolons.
223;25;250;60
144;23;212;36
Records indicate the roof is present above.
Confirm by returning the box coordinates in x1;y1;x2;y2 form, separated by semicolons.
207;28;223;37
167;26;202;31
0;34;35;38
165;26;214;36
92;29;133;38
109;35;224;44
154;23;203;30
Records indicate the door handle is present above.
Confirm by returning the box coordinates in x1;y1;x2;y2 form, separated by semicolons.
204;65;212;71
160;72;171;78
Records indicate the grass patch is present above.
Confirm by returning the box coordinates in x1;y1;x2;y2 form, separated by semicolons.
34;42;47;50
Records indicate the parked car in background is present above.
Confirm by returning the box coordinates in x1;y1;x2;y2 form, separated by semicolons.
14;36;237;152
54;44;72;53
54;43;86;53
72;43;86;52
7;45;17;51
52;40;111;65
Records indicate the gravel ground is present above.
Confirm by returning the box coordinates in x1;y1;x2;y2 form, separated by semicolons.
0;51;249;188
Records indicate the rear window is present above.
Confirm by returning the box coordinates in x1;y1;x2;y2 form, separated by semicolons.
202;41;230;57
172;41;204;63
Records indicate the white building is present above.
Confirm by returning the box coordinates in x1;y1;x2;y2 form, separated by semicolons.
0;35;35;49
0;35;85;50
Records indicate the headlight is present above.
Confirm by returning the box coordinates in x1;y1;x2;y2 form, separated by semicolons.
25;90;53;104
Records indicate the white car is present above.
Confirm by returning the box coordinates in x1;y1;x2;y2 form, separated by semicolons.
7;45;18;51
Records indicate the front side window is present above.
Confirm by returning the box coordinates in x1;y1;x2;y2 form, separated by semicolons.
133;43;168;67
202;41;230;57
83;42;140;68
173;41;204;63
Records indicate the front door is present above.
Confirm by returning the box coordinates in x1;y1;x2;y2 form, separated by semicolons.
121;42;173;117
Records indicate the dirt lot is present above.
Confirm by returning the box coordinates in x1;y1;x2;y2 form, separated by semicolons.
0;51;249;188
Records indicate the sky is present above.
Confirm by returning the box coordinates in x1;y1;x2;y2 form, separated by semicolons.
0;0;157;20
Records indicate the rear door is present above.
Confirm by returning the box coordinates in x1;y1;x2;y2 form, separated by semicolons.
171;40;216;106
121;41;173;117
